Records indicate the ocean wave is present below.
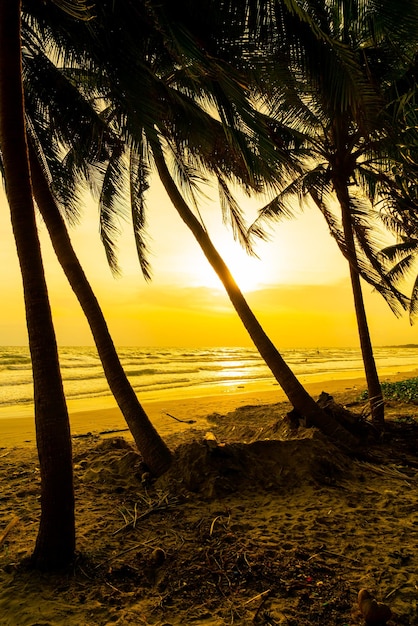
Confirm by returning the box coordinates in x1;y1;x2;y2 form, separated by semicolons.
1;345;417;408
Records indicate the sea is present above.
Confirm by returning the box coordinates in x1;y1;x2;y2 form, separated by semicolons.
1;345;418;411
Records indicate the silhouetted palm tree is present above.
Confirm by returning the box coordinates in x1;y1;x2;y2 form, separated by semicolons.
0;0;75;571
18;0;175;476
251;0;418;428
28;143;173;476
17;0;361;446
35;0;360;445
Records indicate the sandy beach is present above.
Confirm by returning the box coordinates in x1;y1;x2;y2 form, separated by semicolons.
1;366;418;447
0;369;417;625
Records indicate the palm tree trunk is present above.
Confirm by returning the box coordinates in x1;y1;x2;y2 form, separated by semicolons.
152;142;358;447
28;144;172;477
0;0;75;569
334;176;385;429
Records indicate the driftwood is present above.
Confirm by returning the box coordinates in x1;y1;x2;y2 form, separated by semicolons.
285;392;369;438
316;392;368;436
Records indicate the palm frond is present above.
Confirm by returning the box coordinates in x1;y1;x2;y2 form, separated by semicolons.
167;144;209;212
49;0;93;20
129;144;153;282
379;239;418;262
98;145;128;276
383;253;417;284
252;163;331;234
409;273;418;322
218;176;254;254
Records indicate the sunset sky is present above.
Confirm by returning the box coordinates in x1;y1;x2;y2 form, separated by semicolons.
1;175;417;349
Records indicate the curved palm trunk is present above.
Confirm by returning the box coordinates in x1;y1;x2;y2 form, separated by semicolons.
28;145;172;477
0;0;75;569
152;143;358;446
334;176;385;429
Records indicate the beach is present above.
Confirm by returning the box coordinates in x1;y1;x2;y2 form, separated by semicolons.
0;369;417;625
2;344;418;448
1;365;417;447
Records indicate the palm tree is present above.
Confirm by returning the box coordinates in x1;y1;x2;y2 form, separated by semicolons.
28;143;172;477
251;0;418;429
48;0;368;445
371;58;418;320
17;0;363;445
151;138;360;444
18;2;174;476
0;0;75;570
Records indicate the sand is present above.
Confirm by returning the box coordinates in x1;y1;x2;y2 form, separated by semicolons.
0;369;417;625
1;366;417;447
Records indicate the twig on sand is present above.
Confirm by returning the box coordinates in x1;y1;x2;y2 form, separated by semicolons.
165;412;196;425
94;538;155;569
307;547;361;564
249;588;275;622
244;589;272;605
112;492;177;536
99;427;130;435
0;516;19;547
210;514;231;536
384;585;403;600
72;428;130;439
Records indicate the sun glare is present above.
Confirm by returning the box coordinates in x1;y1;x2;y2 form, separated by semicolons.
191;247;267;293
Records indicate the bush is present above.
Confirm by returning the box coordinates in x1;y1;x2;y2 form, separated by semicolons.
360;377;418;402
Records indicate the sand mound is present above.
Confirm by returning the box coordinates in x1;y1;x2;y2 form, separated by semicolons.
76;437;145;489
157;432;350;498
71;414;351;501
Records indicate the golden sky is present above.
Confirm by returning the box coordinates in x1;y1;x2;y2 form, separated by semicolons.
0;176;417;348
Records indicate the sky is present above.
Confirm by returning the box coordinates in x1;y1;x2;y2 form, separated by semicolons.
1;174;417;348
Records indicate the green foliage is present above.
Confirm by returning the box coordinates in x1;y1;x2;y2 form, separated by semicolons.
360;377;418;402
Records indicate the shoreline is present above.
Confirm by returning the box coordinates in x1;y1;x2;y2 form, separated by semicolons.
1;366;417;448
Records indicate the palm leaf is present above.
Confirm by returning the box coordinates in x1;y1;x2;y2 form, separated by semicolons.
410;273;418;321
129;144;152;281
98;145;128;276
218;176;254;254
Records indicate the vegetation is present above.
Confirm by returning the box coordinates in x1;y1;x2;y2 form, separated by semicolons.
360;378;418;403
18;3;173;475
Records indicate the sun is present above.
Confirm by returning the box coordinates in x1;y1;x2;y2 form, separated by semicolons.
224;249;267;292
190;245;267;293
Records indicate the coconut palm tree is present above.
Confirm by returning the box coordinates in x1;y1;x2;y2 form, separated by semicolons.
251;0;418;429
72;2;371;443
17;0;174;476
0;0;76;570
20;0;362;445
371;61;418;320
151;138;360;442
28;142;172;477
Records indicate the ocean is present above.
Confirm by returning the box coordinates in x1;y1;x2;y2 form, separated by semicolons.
1;345;418;410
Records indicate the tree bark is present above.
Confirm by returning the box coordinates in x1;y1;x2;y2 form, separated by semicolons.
28;144;172;476
152;142;359;447
0;0;75;569
334;175;385;428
